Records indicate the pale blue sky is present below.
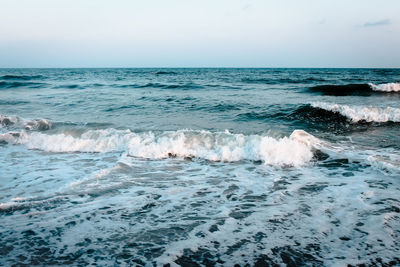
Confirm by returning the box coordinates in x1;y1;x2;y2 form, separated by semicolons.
1;0;399;67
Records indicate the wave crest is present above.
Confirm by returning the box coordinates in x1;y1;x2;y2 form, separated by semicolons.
311;102;400;123
368;82;400;92
1;128;320;166
309;82;400;96
0;114;52;131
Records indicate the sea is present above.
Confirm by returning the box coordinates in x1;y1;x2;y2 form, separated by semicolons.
0;68;399;266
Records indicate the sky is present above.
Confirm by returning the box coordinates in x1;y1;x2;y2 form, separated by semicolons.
0;0;399;68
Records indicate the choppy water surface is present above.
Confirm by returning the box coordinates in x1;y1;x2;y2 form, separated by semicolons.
1;68;399;266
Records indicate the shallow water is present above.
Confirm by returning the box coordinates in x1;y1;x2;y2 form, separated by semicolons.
1;68;399;266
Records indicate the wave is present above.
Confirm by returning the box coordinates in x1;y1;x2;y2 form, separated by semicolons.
0;100;30;105
310;102;400;123
154;71;178;75
308;84;372;96
53;84;83;89
241;77;325;85
120;82;203;90
290;105;349;124
0;128;323;167
368;83;400;92
241;78;273;84
309;83;400;96
0;81;46;89
0;114;52;131
1;74;44;80
236;111;271;121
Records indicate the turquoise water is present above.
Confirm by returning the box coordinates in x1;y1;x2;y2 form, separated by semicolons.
1;68;399;266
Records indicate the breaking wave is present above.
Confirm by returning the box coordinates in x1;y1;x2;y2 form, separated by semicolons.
311;102;400;123
0;114;52;131
368;82;400;92
309;83;400;96
0;127;322;167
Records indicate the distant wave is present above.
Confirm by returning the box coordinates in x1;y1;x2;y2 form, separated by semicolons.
1;74;44;80
241;77;326;84
53;84;83;89
0;100;30;105
120;82;204;90
309;83;400;96
241;78;273;84
368;82;400;92
0;81;46;89
154;71;178;75
0;123;323;166
310;102;400;123
309;84;372;96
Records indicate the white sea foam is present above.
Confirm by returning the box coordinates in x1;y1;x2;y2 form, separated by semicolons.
311;102;400;123
127;129;318;166
0;128;320;166
0;114;20;127
369;82;400;92
0;114;51;131
0;196;68;212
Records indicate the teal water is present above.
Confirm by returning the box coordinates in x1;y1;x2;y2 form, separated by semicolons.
1;68;399;266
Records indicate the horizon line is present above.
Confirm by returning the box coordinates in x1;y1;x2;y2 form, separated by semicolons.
1;66;399;69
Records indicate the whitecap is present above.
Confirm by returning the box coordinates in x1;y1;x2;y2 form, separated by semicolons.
1;128;321;167
369;82;400;92
311;102;400;123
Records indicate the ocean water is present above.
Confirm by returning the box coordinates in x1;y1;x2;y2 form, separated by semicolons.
0;68;399;266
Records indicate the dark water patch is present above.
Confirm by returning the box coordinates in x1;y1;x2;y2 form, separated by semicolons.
84;122;114;128
54;84;83;89
271;245;323;266
0;81;47;89
91;83;105;87
320;158;350;168
236;111;271;121
372;69;397;75
308;84;373;96
154;71;178;75
201;103;242;112
0;100;30;105
104;104;138;112
121;82;203;90
298;183;329;194
1;75;44;80
291;105;349;124
242;77;327;85
172;245;323;266
210;104;240;112
313;150;330;161
241;78;274;84
279;78;305;84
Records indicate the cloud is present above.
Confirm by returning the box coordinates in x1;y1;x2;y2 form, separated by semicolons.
363;19;391;27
